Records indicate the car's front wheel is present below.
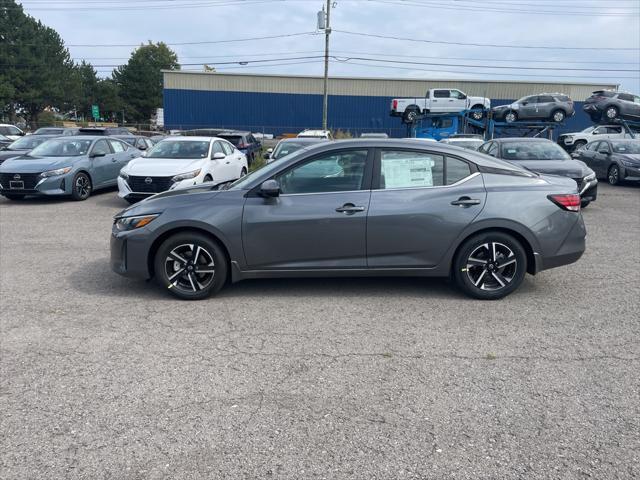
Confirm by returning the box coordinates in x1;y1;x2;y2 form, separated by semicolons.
71;172;92;201
551;110;566;122
154;232;228;300
608;164;620;185
572;140;586;151
504;111;517;123
453;232;527;300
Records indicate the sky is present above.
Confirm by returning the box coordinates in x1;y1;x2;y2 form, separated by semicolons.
18;0;640;93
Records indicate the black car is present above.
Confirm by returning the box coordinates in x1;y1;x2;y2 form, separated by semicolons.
216;131;261;165
0;134;58;165
32;127;80;136
583;90;640;123
77;127;133;136
113;135;154;151
478;137;598;207
571;139;640;186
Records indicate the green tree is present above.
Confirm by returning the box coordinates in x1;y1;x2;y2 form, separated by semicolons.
0;0;77;124
113;42;179;123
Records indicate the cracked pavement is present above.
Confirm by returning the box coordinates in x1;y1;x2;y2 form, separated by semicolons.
1;183;639;479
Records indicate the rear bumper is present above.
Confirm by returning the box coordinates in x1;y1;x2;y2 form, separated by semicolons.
538;214;586;272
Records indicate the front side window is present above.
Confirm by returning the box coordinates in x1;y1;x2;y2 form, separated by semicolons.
92;139;111;156
585;142;599;151
450;90;465;99
538;95;554;103
276;150;368;194
487;143;499;157
380;151;444;189
28;138;93;157
211;142;225;156
221;142;234;155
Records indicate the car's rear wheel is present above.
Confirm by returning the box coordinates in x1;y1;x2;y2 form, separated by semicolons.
551;110;566;122
2;194;26;201
504;111;517;123
581;200;590;208
608;164;620;185
470;105;484;120
154;232;228;300
403;107;420;124
71;172;92;201
604;105;619;120
453;232;527;300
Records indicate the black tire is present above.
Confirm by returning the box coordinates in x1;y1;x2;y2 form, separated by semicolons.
403;107;420;124
240;167;247;177
2;193;26;200
604;105;619;121
453;232;527;300
71;172;92;201
203;174;213;182
504;111;517;123
580;200;590;208
551;109;566;123
608;164;620;185
125;197;139;205
154;232;228;300
572;140;587;151
470;105;485;120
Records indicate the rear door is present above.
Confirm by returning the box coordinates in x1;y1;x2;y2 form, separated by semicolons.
367;148;486;268
536;95;555;119
242;148;372;270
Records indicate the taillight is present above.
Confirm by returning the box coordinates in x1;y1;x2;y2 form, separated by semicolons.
237;143;247;149
548;194;581;212
392;99;398;110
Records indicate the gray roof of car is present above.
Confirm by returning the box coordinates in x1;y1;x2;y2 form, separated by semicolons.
491;137;553;143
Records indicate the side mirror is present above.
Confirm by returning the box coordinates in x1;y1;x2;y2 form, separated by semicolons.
598;149;609;155
266;148;273;154
259;179;280;197
90;151;106;158
212;152;226;160
521;102;528;106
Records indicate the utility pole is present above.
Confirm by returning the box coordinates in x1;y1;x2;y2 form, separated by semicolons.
320;1;332;130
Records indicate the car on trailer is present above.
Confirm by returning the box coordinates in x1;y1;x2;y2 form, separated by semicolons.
491;94;575;124
583;90;640;123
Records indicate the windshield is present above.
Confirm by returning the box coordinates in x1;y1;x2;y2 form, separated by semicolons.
447;140;484;150
502;142;570;161
28;138;93;157
146;140;210;159
7;136;50;150
34;128;63;135
611;141;640;154
272;141;313;160
581;126;595;133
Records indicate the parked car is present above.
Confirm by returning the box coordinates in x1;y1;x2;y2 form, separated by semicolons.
216;131;261;166
114;135;154;151
150;135;168;144
557;124;637;152
111;139;586;301
391;89;491;123
297;129;333;139
0;134;12;149
0;134;59;165
571;139;640;185
77;127;133;136
264;137;329;163
440;135;485;150
117;136;248;204
0;124;25;140
478;137;597;207
182;129;225;137
360;133;389;138
492;93;575;123
583;90;640;122
0;136;139;201
32;127;80;136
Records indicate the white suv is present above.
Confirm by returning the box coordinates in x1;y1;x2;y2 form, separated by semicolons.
118;136;248;203
0;124;25;140
297;129;333;139
558;125;635;151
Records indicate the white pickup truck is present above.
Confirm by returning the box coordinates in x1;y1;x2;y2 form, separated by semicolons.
390;88;491;123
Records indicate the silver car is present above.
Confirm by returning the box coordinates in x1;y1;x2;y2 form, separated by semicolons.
111;139;586;300
492;93;575;123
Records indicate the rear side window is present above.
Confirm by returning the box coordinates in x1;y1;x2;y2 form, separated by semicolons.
592;90;616;98
538;95;554;103
109;139;125;152
618;93;634;102
606;127;622;134
433;90;449;98
556;95;570;102
585;142;599;151
446;157;472;185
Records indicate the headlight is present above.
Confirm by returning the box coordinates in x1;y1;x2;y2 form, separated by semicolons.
114;214;159;231
171;169;201;183
564;136;573;142
622;160;639;168
40;166;72;178
119;170;129;180
583;172;596;182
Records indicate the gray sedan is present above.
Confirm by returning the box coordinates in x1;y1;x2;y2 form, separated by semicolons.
0;136;140;201
111;139;586;300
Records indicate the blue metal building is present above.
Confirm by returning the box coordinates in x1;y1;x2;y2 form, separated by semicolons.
162;71;618;137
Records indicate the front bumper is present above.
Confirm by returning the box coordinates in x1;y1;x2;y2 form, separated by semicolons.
0;172;72;197
117;175;199;201
110;225;153;279
579;179;598;202
621;164;640;182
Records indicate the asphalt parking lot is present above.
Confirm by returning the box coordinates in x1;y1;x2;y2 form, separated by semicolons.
1;183;639;479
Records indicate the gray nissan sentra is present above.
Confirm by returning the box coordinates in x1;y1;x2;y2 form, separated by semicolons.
111;139;586;300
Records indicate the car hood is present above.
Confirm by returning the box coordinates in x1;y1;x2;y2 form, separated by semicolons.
0;149;28;162
617;153;640;164
117;183;225;216
0;155;77;173
124;157;205;176
505;159;591;178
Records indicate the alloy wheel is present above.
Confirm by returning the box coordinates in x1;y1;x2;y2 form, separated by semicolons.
605;107;618;119
505;112;516;123
164;243;216;293
553;111;565;122
76;175;91;198
608;165;619;185
465;242;517;291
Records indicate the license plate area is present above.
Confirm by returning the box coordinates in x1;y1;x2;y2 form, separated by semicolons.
9;181;24;189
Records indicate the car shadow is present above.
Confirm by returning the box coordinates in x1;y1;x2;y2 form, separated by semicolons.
0;186;120;205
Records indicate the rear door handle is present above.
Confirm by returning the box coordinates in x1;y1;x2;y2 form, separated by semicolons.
336;203;365;214
451;197;481;207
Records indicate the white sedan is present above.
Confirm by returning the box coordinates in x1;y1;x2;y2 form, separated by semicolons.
117;136;248;203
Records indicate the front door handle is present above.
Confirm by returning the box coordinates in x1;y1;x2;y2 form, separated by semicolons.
336;203;365;214
451;197;481;207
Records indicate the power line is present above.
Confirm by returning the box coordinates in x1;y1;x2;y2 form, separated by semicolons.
333;29;640;51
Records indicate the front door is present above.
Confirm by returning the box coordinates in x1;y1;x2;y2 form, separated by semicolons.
448;89;467;112
592;141;612;178
89;139;114;186
519;96;539;119
367;149;486;268
242;149;372;270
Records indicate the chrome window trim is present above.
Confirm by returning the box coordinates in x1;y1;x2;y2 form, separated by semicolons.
372;172;481;192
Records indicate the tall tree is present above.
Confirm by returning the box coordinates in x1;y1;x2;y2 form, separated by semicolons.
0;0;77;124
113;42;179;123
